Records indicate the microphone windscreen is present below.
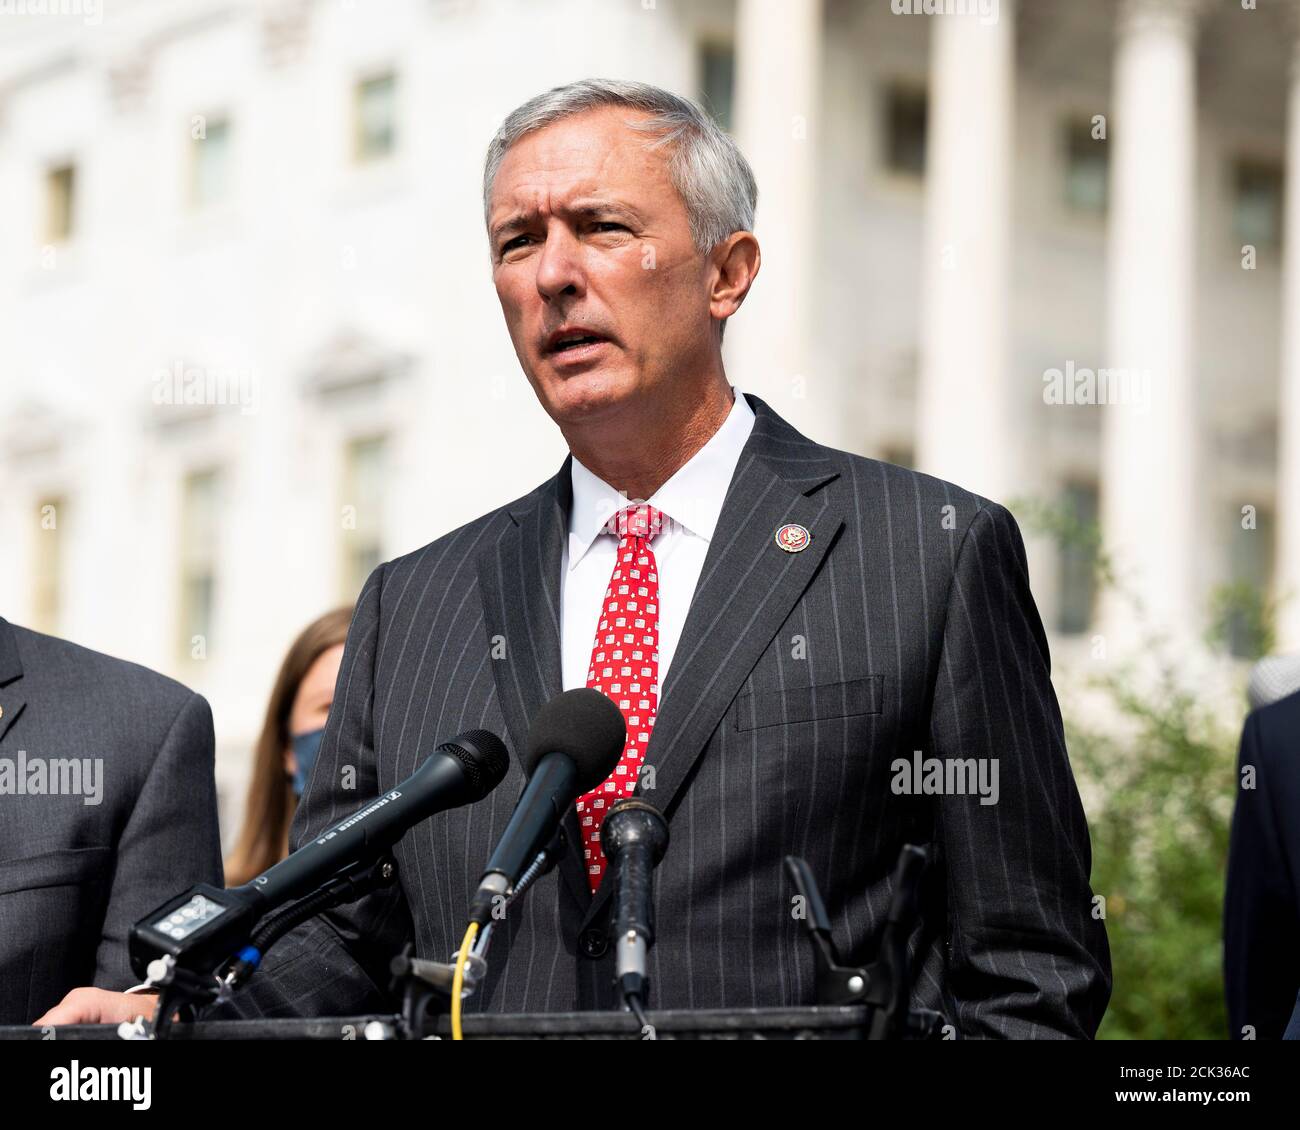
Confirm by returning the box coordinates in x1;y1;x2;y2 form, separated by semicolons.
439;729;510;800
524;689;626;793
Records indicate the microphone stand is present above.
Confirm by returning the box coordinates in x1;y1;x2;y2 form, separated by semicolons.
388;842;560;1040
136;854;400;1039
223;854;399;992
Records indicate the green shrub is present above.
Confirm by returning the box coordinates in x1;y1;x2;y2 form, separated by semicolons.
1068;672;1237;1039
1011;497;1250;1039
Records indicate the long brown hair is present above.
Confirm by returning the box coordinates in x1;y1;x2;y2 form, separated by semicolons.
223;606;354;887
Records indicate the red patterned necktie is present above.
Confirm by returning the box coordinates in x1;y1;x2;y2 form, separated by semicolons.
575;503;665;891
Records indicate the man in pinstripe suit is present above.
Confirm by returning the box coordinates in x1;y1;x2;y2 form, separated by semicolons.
43;79;1109;1037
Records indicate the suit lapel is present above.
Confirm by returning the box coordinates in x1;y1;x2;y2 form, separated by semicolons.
0;618;26;745
475;462;592;911
582;396;844;927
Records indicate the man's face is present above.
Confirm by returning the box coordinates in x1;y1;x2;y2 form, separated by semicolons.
488;106;715;427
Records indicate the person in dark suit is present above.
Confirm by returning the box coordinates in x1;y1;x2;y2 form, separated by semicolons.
0;617;222;1025
45;78;1109;1037
1224;687;1300;1039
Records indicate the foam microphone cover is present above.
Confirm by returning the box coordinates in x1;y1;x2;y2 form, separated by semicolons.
523;688;626;792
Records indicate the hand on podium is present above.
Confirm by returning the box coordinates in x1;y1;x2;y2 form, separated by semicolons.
33;988;159;1027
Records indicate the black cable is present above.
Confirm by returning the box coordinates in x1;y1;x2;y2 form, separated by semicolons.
625;991;651;1034
223;856;397;991
150;985;179;1040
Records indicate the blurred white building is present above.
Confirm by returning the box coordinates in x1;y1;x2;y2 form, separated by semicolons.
0;0;1292;841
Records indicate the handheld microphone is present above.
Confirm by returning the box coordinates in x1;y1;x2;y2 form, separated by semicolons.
468;689;625;925
238;729;509;907
130;729;509;979
600;796;669;1001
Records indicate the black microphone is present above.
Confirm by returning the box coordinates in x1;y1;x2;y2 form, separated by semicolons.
130;730;509;979
468;689;625;925
239;729;510;908
600;796;669;1001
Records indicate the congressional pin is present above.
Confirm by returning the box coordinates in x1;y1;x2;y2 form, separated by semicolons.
774;523;811;553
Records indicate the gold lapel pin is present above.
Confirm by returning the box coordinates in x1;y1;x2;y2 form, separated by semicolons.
774;523;811;553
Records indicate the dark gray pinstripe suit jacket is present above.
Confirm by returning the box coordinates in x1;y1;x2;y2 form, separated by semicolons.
223;394;1110;1037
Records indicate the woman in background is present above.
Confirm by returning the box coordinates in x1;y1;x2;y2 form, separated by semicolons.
223;606;353;886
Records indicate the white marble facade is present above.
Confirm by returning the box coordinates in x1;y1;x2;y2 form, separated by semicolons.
0;0;1291;837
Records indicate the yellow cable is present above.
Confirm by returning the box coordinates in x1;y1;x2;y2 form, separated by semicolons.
451;921;479;1041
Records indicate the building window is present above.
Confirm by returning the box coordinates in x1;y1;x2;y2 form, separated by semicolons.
1064;117;1107;214
883;84;927;177
341;435;387;599
354;73;397;163
45;163;76;242
699;42;735;132
1220;503;1275;659
190;118;232;209
179;469;221;662
1232;159;1284;248
32;496;66;635
1056;480;1099;636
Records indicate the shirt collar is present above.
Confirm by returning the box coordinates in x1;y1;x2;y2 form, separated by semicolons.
567;388;756;571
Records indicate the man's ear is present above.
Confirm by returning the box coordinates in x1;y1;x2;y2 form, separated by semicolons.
708;232;761;323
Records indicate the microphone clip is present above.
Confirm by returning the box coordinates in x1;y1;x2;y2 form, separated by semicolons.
389;944;490;1040
784;847;946;1040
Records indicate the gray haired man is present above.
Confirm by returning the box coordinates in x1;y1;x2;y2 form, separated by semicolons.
44;79;1109;1038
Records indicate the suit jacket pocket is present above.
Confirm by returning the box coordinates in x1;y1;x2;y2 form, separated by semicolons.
734;675;883;731
0;846;111;896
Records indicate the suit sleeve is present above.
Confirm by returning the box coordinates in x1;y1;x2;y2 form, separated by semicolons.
1224;709;1300;1039
929;501;1112;1038
94;691;223;989
215;563;417;1020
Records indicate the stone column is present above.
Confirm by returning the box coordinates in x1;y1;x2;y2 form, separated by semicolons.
730;0;832;443
915;1;1016;502
1099;0;1201;653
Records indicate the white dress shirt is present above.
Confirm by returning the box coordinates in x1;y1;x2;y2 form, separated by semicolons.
560;389;757;692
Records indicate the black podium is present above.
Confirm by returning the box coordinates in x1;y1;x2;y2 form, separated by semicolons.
1;1006;871;1041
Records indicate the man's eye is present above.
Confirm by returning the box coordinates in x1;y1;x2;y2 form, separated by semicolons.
501;236;529;254
592;222;626;233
